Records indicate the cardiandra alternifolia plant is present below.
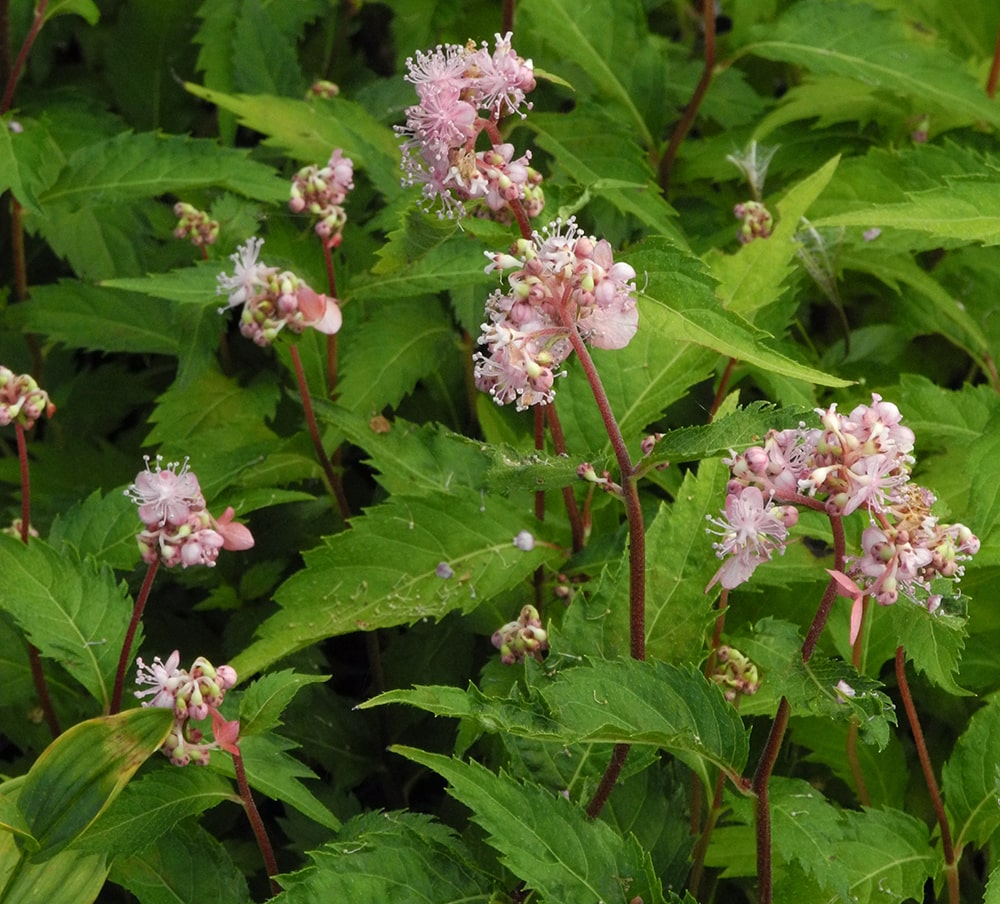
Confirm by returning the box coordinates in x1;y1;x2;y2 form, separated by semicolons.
2;2;1000;904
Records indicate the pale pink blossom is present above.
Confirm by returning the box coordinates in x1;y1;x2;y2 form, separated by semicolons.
706;486;789;591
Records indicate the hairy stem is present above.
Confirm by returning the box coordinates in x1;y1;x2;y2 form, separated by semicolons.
110;558;160;715
289;343;351;521
233;748;281;897
988;21;1000;98
0;0;47;114
896;645;959;904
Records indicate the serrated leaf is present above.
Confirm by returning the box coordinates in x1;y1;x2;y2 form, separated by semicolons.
238;670;329;737
272;811;491;903
18;708;173;861
745;0;1000;128
232;493;560;677
10;282;178;356
707;156;840;319
43;0;100;24
367;659;749;788
394;747;662;904
890;600;969;696
77;767;236;858
1;114;43;211
968;409;1000;540
102;261;218;305
48;489;140;572
0;536;138;711
213;733;340;831
183;83;402;198
942;698;1000;852
108;824;251;904
39;132;286;209
337;297;456;415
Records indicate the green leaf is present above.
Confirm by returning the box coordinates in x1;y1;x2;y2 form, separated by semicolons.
942;698;1000;852
706;156;840;319
18;708;174;861
272;811;491;903
232;493;561;677
0;789;35;851
76;767;236;858
0;114;43;211
214;733;340;831
108;824;251;904
238;670;329;737
519;0;654;148
38;132;286;209
891;598;970;697
48;489;140;572
43;0;100;24
635;239;852;388
393;747;663;904
745;0;1000;129
10;282;178;356
367;659;750;788
183;83;402;198
102;261;218;305
0;536;138;711
0;835;106;904
337;297;456;415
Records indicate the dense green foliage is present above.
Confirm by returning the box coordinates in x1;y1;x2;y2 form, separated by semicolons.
1;1;1000;902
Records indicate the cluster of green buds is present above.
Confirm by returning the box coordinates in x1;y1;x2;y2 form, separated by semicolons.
0;366;55;429
173;202;219;248
492;604;548;665
711;645;760;702
734;200;774;244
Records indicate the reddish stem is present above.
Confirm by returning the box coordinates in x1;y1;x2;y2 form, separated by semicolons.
0;0;47;114
15;422;29;541
896;646;959;904
320;238;340;396
288;344;351;521
988;22;1000;98
752;514;845;903
110;558;160;715
708;358;737;421
500;0;514;36
233;749;281;897
659;0;716;193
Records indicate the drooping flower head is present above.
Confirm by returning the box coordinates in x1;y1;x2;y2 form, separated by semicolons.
492;604;548;665
474;219;638;410
0;367;55;430
135;651;239;766
396;33;542;218
217;238;341;346
173;202;219;248
125;457;254;569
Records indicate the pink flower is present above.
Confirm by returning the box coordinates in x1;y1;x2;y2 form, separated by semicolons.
0;367;56;430
213;506;255;551
706;486;789;591
210;707;240;755
126;456;205;528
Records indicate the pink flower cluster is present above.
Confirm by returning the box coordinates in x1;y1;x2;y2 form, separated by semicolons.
396;32;543;218
217;237;341;346
0;366;55;429
734;200;773;244
707;395;980;608
492;604;548;665
474;219;638;410
135;651;239;766
125;456;254;568
289;148;354;245
173;202;219;248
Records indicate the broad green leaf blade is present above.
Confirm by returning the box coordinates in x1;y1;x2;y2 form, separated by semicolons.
337;297;456;415
891;597;970;697
48;489;140;572
394;747;662;904
0;535;138;711
0;114;43;211
232;494;560;677
942;698;1000;852
632;238;851;389
0;789;35;851
273;811;492;903
18;708;173;862
744;0;1000;129
519;0;654;148
238;670;329;737
43;0;100;24
0;836;106;904
76;767;236;858
108;824;252;904
10;282;179;356
102;261;218;305
814;179;1000;247
213;733;340;831
38;132;287;208
183;84;402;198
707;156;840;318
